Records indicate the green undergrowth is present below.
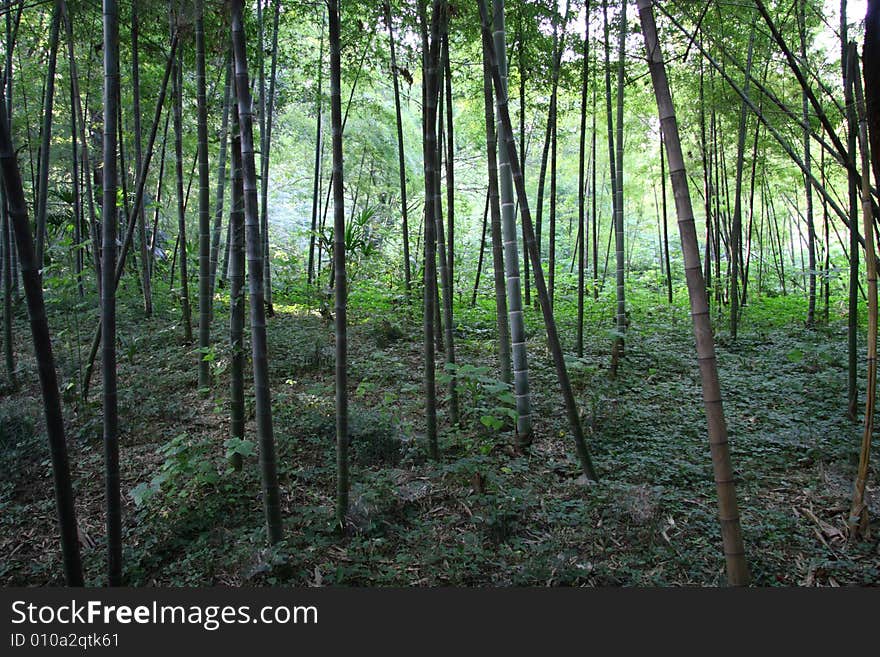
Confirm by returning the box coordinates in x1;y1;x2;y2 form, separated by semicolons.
1;275;878;586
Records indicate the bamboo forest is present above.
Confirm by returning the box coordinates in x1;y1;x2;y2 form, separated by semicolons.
0;0;878;589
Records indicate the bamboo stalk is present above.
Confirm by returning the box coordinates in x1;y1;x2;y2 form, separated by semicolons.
848;43;876;538
637;0;750;586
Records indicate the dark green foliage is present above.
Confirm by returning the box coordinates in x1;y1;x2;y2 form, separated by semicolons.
349;408;403;467
371;318;405;349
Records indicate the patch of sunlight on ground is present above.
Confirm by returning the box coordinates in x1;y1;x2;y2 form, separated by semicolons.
273;302;321;317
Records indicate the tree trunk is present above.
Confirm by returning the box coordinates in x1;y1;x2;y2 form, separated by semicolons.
208;56;232;311
517;12;530;307
0;85;84;587
1;176;12;386
385;2;411;293
799;1;816;326
419;0;441;460
80;33;178;404
63;4;100;296
102;0;122;586
443;31;455;291
547;1;568;308
34;4;61;267
435;5;459;425
472;190;489;306
150;114;170;283
603;0;621;357
328;0;350;530
231;0;283;544
661;130;672;303
577;7;590;356
171;16;192;342
730;15;756;337
131;0;152;316
848;42;876;538
613;0;627;359
196;0;211;391
637;0;750;586
307;9;324;286
843;0;860;420
491;0;532;445
228;105;245;472
480;0;596;480
592;84;598;301
866;0;880;188
482;48;511;385
259;0;280;317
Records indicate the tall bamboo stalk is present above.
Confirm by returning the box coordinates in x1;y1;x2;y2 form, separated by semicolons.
848;43;875;538
196;1;211;391
228;104;245;472
0;85;83;587
799;1;817;326
480;0;596;481
260;0;280;317
1;176;13;387
637;0;749;586
34;3;61;267
131;0;152;316
435;3;459;425
420;0;442;459
102;0;122;586
491;0;532;445
80;34;178;403
328;0;349;529
171;12;192;342
577;5;590;356
843;0;860;420
613;0;627;357
482;43;511;385
730;15;756;337
384;3;411;292
208;57;232;308
231;0;283;544
443;30;455;289
62;3;100;297
307;8;324;286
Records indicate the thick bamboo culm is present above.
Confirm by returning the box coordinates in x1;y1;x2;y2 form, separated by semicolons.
637;0;750;586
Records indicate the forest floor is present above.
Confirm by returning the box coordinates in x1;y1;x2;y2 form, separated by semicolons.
1;276;879;586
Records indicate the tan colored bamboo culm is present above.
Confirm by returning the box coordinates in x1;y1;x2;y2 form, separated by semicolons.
847;42;875;538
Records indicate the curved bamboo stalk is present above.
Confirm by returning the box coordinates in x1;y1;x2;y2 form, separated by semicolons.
80;34;178;402
0;82;83;587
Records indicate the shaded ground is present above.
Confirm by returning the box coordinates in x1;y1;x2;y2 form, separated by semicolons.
1;278;878;586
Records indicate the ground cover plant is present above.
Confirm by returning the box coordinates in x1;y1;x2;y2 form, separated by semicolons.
0;0;878;587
